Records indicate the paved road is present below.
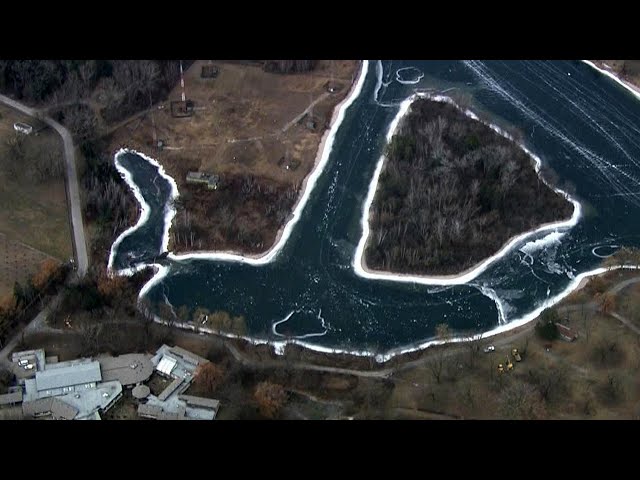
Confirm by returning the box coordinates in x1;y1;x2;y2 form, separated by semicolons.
0;94;89;277
0;293;64;373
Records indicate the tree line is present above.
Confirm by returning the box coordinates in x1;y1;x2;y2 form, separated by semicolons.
172;173;298;253
0;259;68;348
366;99;574;275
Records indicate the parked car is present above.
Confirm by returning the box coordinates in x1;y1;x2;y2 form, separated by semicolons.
483;345;495;353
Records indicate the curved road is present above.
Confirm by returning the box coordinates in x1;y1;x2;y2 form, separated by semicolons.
0;93;89;277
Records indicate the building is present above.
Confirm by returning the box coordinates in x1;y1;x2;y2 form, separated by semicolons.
11;348;129;420
22;397;79;420
22;359;123;420
555;323;579;342
186;171;219;190
0;387;23;409
13;122;33;135
8;346;220;420
97;353;154;387
138;345;220;420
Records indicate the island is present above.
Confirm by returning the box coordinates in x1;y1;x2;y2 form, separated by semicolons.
364;98;574;276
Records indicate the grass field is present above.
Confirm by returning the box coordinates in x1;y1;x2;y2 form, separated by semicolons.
0;103;72;296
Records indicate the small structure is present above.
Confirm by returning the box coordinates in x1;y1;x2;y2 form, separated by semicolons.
555;323;579;342
201;65;219;78
170;99;194;118
132;384;150;401
13;122;33;135
186;171;220;190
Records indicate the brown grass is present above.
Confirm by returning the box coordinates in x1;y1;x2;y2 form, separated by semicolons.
0;104;71;295
108;60;359;254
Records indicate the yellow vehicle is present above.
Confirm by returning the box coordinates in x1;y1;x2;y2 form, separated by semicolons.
506;359;514;371
497;364;505;374
512;348;522;362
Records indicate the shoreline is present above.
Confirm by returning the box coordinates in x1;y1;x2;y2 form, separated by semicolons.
360;217;573;281
163;60;369;265
353;93;581;286
109;61;639;364
169;61;366;261
582;60;640;101
107;148;180;276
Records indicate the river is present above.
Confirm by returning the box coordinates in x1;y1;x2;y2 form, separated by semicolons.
108;60;640;360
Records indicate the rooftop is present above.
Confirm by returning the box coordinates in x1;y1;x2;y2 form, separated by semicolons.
0;389;23;406
35;361;102;392
57;380;122;419
179;394;220;412
157;355;178;377
158;376;186;401
98;353;154;386
22;397;79;420
132;384;150;400
186;171;220;189
139;393;217;421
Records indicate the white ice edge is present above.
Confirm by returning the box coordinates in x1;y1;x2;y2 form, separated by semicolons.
111;61;633;364
142;264;640;364
353;92;582;286
107;148;180;276
116;59;368;295
582;60;640;101
161;59;370;266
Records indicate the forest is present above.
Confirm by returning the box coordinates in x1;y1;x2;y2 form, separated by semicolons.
365;99;574;275
0;60;185;126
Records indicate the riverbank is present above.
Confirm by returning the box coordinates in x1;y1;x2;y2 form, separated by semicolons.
584;61;640;101
17;264;640;419
164;60;367;263
108;60;360;257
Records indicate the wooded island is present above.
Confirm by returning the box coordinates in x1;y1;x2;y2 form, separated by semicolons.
365;98;574;276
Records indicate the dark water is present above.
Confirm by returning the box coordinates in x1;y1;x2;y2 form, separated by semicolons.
110;60;640;357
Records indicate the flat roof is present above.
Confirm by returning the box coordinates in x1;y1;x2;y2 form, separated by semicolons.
0;390;23;406
132;384;150;399
158;377;184;401
22;397;79;420
35;361;101;392
169;345;208;366
98;354;154;386
58;381;122;419
179;394;220;411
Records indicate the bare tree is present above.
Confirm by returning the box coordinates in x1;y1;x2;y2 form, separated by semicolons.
528;366;568;404
499;382;545;419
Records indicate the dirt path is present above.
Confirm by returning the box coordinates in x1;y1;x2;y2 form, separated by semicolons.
227;92;330;145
